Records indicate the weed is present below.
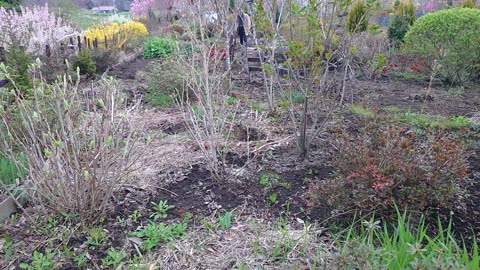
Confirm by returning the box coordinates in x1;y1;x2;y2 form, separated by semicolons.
182;212;193;223
278;91;305;108
101;247;126;268
259;172;290;191
259;174;270;187
19;250;56;270
0;235;15;261
9;213;17;222
130;210;142;223
331;209;479;269
0;153;27;189
150;200;174;220
397;109;472;130
144;92;174;107
268;193;278;205
116;216;127;225
85;227;108;249
250;101;264;111
226;96;238;106
132;222;187;251
73;251;87;267
218;212;233;230
349;104;375;118
448;86;465;95
200;217;217;231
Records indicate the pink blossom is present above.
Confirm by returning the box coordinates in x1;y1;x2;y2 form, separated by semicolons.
130;0;154;18
423;0;435;13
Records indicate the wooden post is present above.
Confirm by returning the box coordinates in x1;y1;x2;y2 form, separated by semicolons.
45;45;51;57
69;37;74;45
77;36;82;51
104;36;108;49
94;38;98;49
87;38;91;49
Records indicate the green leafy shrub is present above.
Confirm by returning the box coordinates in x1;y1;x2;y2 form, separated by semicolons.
73;49;96;78
461;0;477;8
347;0;369;33
305;118;470;218
143;37;178;59
403;8;480;85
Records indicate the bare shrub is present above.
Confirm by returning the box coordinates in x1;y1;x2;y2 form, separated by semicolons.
0;62;140;223
350;31;390;76
176;1;237;181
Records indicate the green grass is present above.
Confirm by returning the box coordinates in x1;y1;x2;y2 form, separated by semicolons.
349;104;375;118
334;210;479;269
0;153;27;188
394;108;472;130
448;86;465;96
144;92;175;107
278;91;305;108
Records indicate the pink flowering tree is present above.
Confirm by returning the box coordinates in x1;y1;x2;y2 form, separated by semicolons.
130;0;154;18
0;4;75;55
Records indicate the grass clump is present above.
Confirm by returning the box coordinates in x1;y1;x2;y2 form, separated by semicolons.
388;108;473;130
332;210;479;269
349;104;375;118
144;92;174;107
0;153;27;189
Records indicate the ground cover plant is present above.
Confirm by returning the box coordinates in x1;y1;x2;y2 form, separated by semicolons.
1;0;480;269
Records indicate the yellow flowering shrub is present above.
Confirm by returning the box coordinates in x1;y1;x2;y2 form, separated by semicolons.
84;21;148;49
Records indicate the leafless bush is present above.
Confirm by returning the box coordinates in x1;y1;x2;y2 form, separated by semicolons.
0;62;140;223
176;1;238;181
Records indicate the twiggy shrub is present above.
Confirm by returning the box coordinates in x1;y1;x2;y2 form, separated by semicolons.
403;8;480;85
0;63;140;223
305;118;469;218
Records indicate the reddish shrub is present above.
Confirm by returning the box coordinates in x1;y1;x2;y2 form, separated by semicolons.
305;120;469;217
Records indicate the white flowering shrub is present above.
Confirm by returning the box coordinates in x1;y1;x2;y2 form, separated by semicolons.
0;4;76;55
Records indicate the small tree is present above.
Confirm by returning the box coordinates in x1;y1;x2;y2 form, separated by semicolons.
347;0;368;33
